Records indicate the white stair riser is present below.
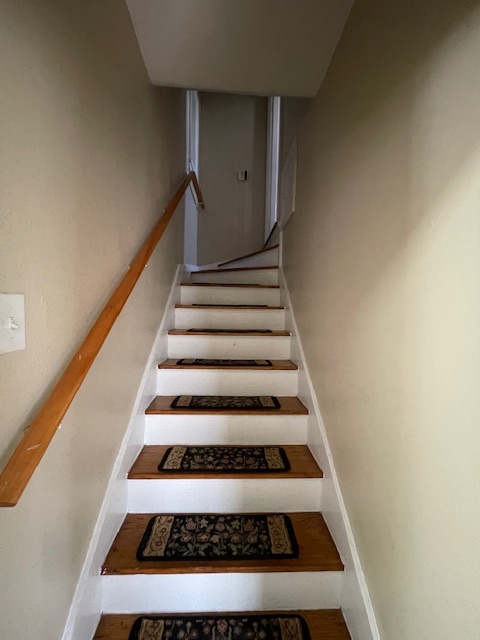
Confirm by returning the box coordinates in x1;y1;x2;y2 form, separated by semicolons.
168;335;290;359
102;572;342;613
128;478;322;513
156;369;298;395
175;308;286;331
192;270;279;286
219;249;279;270
181;286;280;306
144;415;309;445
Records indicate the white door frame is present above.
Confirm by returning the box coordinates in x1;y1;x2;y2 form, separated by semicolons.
186;90;200;175
184;90;201;266
265;96;281;241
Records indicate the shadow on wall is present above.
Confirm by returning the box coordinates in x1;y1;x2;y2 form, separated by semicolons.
283;0;480;638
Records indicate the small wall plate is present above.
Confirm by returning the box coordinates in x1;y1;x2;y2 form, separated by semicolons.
0;294;26;354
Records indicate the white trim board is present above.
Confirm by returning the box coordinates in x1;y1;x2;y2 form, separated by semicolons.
278;257;380;640
265;96;281;242
61;265;186;640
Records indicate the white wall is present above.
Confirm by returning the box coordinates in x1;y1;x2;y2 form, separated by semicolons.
198;92;267;265
282;0;480;638
0;1;185;637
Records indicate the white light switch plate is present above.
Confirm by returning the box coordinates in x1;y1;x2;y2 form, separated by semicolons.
0;294;26;354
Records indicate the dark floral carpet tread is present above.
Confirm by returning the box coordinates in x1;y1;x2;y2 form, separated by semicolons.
136;514;299;562
170;396;281;410
184;283;278;288
175;358;272;367
186;328;273;333
158;446;290;473
128;615;310;640
191;304;270;307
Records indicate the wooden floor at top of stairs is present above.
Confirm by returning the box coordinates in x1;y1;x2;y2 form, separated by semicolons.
102;512;343;575
181;283;280;288
218;244;279;267
128;445;323;479
195;265;279;274
158;359;298;370
167;330;290;336
145;396;308;415
93;609;351;640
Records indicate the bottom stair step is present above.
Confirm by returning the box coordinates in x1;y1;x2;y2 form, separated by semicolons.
93;610;351;640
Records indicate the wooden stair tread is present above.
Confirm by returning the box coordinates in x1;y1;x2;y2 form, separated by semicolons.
175;304;285;310
158;359;298;371
218;244;280;267
195;266;279;274
94;610;351;640
129;445;323;479
102;512;343;575
168;330;290;336
181;283;280;289
145;396;308;415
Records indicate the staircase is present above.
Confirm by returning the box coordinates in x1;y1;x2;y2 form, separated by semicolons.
93;256;351;639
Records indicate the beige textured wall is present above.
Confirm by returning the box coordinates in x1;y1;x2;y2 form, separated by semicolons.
283;0;480;638
198;93;267;265
0;1;184;637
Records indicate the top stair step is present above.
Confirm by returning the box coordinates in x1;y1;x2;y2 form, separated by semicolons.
218;244;279;269
196;266;279;274
192;267;279;286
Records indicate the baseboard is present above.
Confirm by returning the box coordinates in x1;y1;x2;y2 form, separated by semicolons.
278;260;380;640
61;264;186;640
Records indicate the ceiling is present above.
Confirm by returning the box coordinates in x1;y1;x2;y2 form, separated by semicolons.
125;0;353;97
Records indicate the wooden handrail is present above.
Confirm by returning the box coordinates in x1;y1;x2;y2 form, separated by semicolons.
0;171;204;507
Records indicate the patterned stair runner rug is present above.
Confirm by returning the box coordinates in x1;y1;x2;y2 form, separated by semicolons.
136;513;298;561
186;328;273;333
191;303;269;307
129;615;310;640
158;446;290;473
170;395;280;410
175;358;272;366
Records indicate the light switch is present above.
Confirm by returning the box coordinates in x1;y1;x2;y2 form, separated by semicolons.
0;294;26;354
237;170;248;181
